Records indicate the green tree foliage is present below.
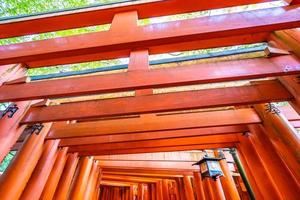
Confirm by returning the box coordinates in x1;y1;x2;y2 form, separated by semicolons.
0;151;16;173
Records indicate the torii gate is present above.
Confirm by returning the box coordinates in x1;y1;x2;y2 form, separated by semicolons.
0;0;300;199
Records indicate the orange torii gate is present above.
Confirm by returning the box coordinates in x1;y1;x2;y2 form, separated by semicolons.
0;0;300;199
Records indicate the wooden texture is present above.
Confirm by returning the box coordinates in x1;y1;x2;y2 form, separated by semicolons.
53;153;79;200
1;5;300;66
40;147;68;200
21;80;291;123
0;123;51;200
20;139;60;200
69;156;94;199
48;109;257;139
0;55;299;102
0;0;279;39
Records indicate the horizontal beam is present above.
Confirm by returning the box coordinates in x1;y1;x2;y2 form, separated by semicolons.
26;33;270;67
68;134;239;155
21;80;292;123
1;55;299;102
48;108;257;139
78;143;236;155
102;167;195;175
102;174;161;183
58;125;246;146
1;5;299;66
99;160;198;171
102;171;185;178
0;0;279;39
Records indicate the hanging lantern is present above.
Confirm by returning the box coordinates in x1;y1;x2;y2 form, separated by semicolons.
193;156;224;180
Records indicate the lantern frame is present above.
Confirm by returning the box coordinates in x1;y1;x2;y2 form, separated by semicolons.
193;156;224;180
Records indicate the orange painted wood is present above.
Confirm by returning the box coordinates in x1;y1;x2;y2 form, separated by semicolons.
210;178;226;200
203;178;214;200
255;104;300;180
49;109;255;139
26;33;269;68
68;134;238;155
53;153;79;200
183;176;195;200
84;161;99;200
156;181;163;200
0;123;51;200
214;150;240;200
102;167;194;176
248;124;300;197
1;55;299;103
40;147;68;200
22;80;290;123
193;172;206;200
235;149;264;199
59;125;246;146
129;185;134;200
274;29;300;114
237;134;282;200
20;139;60;200
102;175;160;183
161;180;170;200
110;11;138;37
128;49;149;71
1;5;300;66
79;143;236;156
0;101;31;162
210;179;226;200
69;156;94;199
279;75;300;115
0;64;31;162
0;0;279;39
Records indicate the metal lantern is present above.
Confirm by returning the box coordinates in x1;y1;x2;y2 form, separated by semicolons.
193;156;224;180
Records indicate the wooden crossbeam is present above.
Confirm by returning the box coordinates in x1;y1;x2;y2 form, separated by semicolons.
102;167;195;176
1;5;299;66
76;144;237;156
68;134;239;155
58;125;246;146
48;108;257;139
102;174;161;183
0;0;280;39
99;160;198;171
102;171;186;178
0;55;299;102
26;33;270;67
21;80;292;124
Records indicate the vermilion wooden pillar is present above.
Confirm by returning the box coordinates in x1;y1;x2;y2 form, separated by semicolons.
203;178;214;200
162;179;170;200
0;64;31;162
21;139;60;199
0;123;51;200
53;153;79;199
210;178;226;200
254;103;300;180
129;184;134;200
156;180;164;200
193;172;206;200
40;147;68;200
213;150;240;200
237;134;282;200
273;29;300;114
234;148;263;199
92;167;102;200
84;160;99;200
176;177;186;200
183;176;195;200
69;156;94;199
248;124;300;197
